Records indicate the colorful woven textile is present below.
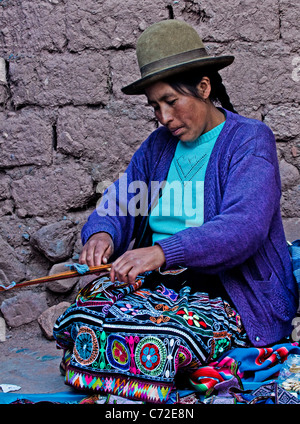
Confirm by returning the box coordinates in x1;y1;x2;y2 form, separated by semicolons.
53;272;248;404
189;341;300;396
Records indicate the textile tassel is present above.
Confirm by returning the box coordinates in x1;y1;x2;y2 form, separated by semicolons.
0;281;16;291
64;263;90;275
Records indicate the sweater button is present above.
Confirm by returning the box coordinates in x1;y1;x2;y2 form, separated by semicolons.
255;336;260;342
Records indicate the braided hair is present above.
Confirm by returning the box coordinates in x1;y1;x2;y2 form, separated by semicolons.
163;68;238;114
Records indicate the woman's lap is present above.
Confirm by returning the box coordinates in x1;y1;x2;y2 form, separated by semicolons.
53;272;249;403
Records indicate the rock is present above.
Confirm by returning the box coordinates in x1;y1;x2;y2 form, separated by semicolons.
0;199;13;217
37;302;71;340
214;40;300;108
110;50;144;102
281;186;300;218
30;220;76;262
11;162;94;217
0;291;48;328
0;0;67;54
0;84;8;104
9;52;109;107
0;109;53;168
0;58;7;84
46;262;79;293
178;0;280;43
77;273;99;291
264;105;300;141
279;0;300;44
0;235;27;283
65;0;168;52
0;317;6;342
279;159;300;191
283;218;300;243
57;105;155;182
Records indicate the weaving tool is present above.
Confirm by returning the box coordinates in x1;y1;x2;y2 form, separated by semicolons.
0;263;111;292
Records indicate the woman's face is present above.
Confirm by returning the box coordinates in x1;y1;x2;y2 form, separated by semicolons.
145;79;212;142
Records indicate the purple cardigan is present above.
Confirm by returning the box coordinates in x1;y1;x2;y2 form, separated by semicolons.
82;110;299;347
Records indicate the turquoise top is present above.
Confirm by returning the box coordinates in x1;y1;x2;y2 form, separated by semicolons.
150;121;225;244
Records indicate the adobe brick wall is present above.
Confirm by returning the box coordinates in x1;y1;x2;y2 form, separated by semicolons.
0;0;299;294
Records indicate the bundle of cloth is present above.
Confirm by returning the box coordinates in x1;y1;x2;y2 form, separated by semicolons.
187;341;300;404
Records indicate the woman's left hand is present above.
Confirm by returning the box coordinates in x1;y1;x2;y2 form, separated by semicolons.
110;245;166;285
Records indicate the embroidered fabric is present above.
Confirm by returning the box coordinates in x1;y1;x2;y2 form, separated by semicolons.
53;271;249;404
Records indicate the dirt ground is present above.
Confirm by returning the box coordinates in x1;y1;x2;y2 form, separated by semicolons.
0;320;69;395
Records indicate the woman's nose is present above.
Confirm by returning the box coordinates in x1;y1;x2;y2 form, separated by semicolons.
159;106;173;126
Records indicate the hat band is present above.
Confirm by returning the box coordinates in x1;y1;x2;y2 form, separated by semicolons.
140;48;208;78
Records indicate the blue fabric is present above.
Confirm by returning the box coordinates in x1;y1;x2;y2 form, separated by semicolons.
218;343;300;383
289;239;300;286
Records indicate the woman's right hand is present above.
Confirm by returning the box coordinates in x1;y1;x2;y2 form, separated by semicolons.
79;232;114;267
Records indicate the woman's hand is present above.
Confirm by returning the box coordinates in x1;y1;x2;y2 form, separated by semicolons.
110;245;166;285
79;232;114;267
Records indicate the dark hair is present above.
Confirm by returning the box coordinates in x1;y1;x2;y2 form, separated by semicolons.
163;69;238;114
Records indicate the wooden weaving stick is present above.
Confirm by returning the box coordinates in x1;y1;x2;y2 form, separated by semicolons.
0;263;111;292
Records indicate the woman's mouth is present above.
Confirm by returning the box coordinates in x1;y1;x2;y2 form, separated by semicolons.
170;126;184;137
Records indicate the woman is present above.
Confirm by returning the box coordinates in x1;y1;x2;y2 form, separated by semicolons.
53;20;298;403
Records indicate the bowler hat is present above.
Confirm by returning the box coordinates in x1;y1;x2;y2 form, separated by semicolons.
122;20;234;95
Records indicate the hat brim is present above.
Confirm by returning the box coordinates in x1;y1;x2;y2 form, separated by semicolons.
121;55;234;95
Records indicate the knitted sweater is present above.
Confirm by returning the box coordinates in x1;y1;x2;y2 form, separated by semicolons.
150;121;225;244
82;109;299;347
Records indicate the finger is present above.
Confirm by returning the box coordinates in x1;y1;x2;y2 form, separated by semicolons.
109;254;124;281
112;261;134;284
79;244;94;266
86;249;96;267
79;246;87;265
86;240;97;267
93;243;105;267
102;244;113;265
127;267;139;285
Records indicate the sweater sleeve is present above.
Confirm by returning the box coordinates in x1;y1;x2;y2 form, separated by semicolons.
156;127;282;273
81;147;150;256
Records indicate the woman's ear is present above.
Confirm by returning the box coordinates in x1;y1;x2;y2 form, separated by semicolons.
197;76;211;100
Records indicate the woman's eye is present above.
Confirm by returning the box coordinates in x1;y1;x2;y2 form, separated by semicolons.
167;99;176;106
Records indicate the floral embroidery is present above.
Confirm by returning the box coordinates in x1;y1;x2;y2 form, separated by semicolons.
176;307;207;328
119;302;139;315
74;326;99;366
135;336;167;376
212;337;231;360
141;346;159;369
106;334;130;371
112;340;128;365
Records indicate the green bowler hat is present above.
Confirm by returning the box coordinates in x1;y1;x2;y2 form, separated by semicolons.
122;20;234;95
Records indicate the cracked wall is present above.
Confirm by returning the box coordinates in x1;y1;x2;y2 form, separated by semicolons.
0;0;299;291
